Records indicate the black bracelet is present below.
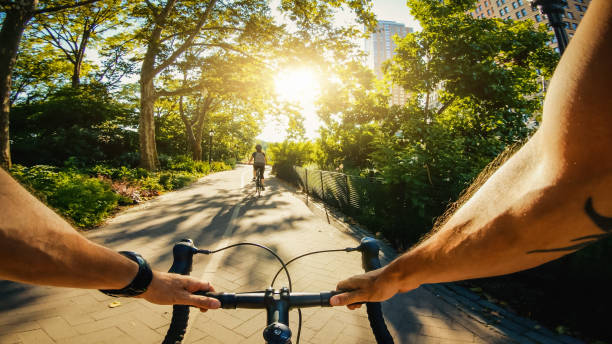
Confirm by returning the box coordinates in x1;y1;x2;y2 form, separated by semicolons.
99;251;153;297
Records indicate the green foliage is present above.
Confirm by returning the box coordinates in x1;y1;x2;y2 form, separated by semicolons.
268;141;319;168
167;155;211;174
9;156;232;228
50;176;119;228
10;165;119;228
306;0;559;249
10;84;138;166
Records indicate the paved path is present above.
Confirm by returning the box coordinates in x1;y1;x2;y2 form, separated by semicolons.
0;165;584;344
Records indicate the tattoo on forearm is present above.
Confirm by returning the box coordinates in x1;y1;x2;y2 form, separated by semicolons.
527;197;612;254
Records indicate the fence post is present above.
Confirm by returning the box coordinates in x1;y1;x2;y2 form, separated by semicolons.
305;168;309;206
344;173;349;212
320;170;330;224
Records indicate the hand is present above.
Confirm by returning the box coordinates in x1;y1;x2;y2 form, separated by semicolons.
139;271;221;312
330;268;405;310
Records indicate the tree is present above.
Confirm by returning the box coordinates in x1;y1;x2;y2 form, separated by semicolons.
172;51;273;161
310;0;559;247
31;0;125;87
10;83;136;166
0;0;102;169
10;34;73;104
132;0;375;170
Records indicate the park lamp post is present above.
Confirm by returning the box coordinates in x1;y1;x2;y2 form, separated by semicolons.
208;129;214;165
531;0;569;55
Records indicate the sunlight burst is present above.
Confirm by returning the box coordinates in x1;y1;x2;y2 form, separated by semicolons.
272;67;322;140
274;67;319;104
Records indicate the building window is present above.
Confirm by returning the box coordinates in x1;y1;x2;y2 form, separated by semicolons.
507;16;511;20
504;6;509;14
521;8;527;16
479;5;482;11
501;0;506;4
535;14;542;22
499;9;504;15
484;0;489;6
512;1;518;9
567;11;574;19
517;0;523;5
516;11;521;18
571;22;577;30
496;0;501;6
487;9;491;15
575;4;583;11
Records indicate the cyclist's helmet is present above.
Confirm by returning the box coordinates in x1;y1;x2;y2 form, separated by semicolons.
255;144;262;151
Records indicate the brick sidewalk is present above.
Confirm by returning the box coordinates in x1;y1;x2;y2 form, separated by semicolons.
0;166;584;343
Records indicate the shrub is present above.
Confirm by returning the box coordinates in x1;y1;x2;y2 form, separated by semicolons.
170;174;196;189
139;176;164;192
10;165;119;228
210;161;230;172
168;155;211;174
50;175;119;228
158;172;173;190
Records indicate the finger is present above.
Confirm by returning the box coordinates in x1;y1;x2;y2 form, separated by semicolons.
184;294;221;310
330;290;362;306
186;279;215;293
347;303;363;310
336;278;356;291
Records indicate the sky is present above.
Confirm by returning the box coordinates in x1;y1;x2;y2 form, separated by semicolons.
256;0;419;143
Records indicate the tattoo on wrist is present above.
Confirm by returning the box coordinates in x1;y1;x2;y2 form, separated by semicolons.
527;197;612;254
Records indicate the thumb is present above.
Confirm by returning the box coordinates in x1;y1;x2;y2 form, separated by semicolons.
330;290;362;306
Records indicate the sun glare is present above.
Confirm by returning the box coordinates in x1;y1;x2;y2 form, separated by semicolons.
274;68;319;104
267;67;323;141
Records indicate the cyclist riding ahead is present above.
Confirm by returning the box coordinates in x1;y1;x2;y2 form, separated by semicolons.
248;144;267;189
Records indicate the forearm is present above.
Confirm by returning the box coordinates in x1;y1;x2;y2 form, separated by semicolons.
382;133;612;290
0;168;137;289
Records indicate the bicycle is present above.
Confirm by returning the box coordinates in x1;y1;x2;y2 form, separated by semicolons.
162;237;395;344
255;165;264;197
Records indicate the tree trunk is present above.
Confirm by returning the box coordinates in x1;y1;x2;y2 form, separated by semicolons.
0;1;38;169
139;78;160;170
178;96;201;161
71;26;91;87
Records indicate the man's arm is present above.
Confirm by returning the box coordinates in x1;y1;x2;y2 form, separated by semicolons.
332;0;612;307
0;168;220;310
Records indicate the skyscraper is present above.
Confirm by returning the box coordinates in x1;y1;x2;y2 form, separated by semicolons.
364;20;414;106
469;0;591;53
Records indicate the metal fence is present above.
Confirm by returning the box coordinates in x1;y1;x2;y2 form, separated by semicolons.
275;163;459;250
278;165;375;213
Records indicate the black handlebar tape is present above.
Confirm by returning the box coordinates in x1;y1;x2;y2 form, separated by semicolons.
366;302;394;344
162;305;190;344
197;292;266;309
164;240;197;344
358;237;395;344
195;291;344;309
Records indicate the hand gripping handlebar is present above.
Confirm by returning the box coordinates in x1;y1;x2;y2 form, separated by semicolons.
162;237;394;344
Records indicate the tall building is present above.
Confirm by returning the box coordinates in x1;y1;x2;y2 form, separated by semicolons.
469;0;591;52
364;20;414;106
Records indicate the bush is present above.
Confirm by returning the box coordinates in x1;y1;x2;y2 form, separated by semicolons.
10;165;119;228
210;161;230;172
170;174;196;189
10;158;232;229
51;176;119;228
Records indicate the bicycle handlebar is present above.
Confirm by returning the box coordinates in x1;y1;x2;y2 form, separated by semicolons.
163;237;394;344
196;290;342;309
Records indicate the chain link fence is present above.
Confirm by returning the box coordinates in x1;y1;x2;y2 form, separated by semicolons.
275;164;430;249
